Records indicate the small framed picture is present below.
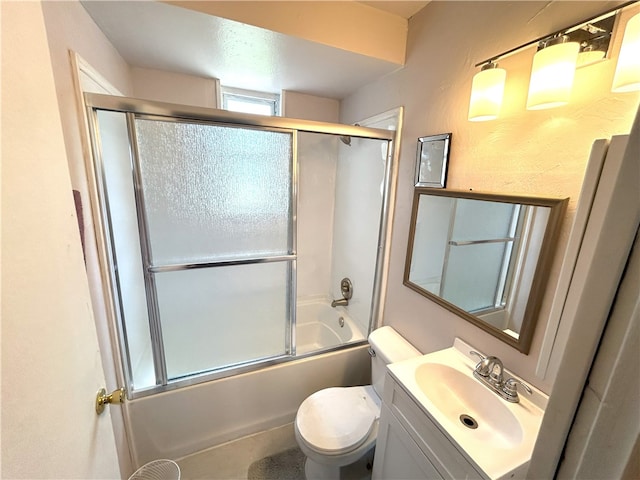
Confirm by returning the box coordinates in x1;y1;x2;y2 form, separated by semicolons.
414;133;451;188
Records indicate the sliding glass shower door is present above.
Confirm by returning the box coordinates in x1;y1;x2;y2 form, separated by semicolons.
86;94;396;397
92;109;295;390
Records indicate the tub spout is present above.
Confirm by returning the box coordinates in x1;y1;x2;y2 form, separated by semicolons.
331;298;349;308
331;277;353;308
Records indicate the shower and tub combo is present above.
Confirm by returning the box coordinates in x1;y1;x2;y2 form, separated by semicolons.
297;296;363;354
84;94;400;464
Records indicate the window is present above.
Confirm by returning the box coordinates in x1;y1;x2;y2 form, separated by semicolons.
221;86;280;116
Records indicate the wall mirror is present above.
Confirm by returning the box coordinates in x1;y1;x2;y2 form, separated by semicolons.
415;133;451;188
404;189;568;353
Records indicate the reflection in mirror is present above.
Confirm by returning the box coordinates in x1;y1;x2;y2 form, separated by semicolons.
404;189;568;353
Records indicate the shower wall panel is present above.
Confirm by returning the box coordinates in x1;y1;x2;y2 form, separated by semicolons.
331;137;386;335
296;132;338;300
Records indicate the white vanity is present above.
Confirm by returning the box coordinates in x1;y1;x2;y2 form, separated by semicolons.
372;339;547;479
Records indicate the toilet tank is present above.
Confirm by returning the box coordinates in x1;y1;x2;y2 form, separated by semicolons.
368;326;421;396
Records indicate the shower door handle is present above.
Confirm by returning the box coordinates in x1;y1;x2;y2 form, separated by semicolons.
95;386;125;415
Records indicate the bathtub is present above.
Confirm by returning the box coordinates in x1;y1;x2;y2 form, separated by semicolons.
125;300;371;465
296;300;366;354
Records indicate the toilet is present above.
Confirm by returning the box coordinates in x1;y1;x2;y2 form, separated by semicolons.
294;326;421;479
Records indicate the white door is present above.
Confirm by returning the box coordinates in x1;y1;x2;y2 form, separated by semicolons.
1;2;120;477
529;108;640;478
557;227;640;478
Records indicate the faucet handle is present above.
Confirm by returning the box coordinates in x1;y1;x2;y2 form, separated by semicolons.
469;350;485;362
502;378;532;399
469;351;491;376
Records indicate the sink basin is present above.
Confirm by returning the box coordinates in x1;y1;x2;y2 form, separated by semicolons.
414;363;523;448
387;338;547;479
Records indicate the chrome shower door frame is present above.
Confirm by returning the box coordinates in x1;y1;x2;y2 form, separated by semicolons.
84;93;396;398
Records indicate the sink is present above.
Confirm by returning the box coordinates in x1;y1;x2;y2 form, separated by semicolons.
414;363;523;448
387;338;547;479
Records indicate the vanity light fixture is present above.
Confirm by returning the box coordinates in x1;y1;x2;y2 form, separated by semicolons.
575;20;612;67
577;44;607;67
468;1;639;121
526;35;580;110
468;62;507;121
612;11;640;92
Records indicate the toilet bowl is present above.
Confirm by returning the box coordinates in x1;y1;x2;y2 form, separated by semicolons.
294;326;420;479
295;386;380;472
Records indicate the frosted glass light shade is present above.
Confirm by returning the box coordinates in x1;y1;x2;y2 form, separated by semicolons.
612;12;640;93
468;66;507;121
526;41;580;110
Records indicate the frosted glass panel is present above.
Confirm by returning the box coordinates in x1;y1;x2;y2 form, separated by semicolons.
97;110;155;389
135;119;293;265
441;242;507;312
155;262;290;379
451;200;515;241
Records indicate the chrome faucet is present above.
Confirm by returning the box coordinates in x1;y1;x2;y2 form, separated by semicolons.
331;277;353;308
470;351;531;403
487;356;504;385
470;351;491;376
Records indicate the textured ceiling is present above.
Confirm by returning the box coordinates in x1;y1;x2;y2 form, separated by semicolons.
81;1;429;99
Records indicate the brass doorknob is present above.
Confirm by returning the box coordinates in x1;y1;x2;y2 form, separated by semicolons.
95;387;125;415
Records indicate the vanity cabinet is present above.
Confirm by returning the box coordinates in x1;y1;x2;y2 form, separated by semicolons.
373;372;487;480
374;403;442;479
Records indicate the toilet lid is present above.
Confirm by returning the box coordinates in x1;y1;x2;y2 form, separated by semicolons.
296;386;381;455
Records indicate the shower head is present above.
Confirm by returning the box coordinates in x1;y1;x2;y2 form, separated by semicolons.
339;124;359;146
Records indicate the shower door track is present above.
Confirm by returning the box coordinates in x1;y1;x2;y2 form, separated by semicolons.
85;93;394;140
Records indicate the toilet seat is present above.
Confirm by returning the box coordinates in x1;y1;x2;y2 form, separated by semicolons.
295;386;381;455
